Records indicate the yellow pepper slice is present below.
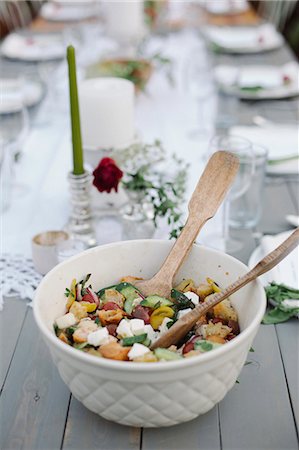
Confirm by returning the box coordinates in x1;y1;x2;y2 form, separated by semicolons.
80;302;98;313
150;306;174;330
206;278;221;293
66;278;77;310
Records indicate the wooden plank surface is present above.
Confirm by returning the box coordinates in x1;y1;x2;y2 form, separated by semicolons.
0;310;70;450
0;298;28;391
62;397;141;450
275;321;299;429
142;407;220;450
219;324;298;450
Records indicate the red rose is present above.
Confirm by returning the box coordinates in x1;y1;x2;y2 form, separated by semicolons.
92;157;123;193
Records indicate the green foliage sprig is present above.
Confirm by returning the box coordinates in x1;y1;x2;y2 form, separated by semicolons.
118;140;189;239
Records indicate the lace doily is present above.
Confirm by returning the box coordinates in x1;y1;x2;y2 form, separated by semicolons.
0;254;42;310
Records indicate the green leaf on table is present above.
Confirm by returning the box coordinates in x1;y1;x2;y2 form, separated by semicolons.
263;282;299;324
262;307;298;324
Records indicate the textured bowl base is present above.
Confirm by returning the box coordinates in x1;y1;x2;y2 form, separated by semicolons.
56;356;241;428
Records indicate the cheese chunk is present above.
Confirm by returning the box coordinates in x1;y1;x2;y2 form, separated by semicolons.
185;291;200;306
87;327;109;347
56;312;77;329
128;343;151;360
116;319;133;338
130;318;145;335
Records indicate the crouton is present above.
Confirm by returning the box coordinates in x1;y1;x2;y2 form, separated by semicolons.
103;289;125;308
206;335;226;344
133;351;158;362
98;309;126;326
213;298;238;322
69;301;88;320
73;319;98;343
99;342;131;361
196;283;214;300
204;320;232;339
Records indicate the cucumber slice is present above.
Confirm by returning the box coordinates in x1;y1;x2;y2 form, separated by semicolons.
154;348;182;361
115;283;143;314
124;298;135;315
122;333;147;346
141;295;173;309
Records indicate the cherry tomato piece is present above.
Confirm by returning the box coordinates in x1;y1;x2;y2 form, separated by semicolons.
132;305;151;324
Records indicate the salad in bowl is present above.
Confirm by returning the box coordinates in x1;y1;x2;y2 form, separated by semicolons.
54;275;240;362
34;240;266;427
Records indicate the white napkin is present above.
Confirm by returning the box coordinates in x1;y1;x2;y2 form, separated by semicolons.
205;24;282;50
259;232;298;289
230;125;299;174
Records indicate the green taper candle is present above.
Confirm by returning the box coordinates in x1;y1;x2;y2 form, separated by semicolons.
67;45;84;175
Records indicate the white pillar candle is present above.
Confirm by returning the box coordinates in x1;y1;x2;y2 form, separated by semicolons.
79;77;135;151
104;0;145;41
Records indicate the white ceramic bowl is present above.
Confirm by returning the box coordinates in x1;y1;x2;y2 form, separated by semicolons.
34;240;266;428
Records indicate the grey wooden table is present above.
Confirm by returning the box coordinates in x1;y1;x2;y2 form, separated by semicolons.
1;26;299;450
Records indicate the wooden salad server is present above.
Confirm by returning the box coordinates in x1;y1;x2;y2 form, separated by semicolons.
135;151;239;297
151;227;299;350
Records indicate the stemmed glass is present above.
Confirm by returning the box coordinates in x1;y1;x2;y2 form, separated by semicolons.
185;44;216;139
0;100;29;209
204;135;255;253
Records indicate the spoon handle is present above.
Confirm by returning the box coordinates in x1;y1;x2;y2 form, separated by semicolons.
151;227;299;350
141;152;239;296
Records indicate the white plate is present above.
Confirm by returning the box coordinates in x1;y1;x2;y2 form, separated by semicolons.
0;79;44;111
1;33;65;61
202;0;249;15
215;63;299;100
204;24;283;54
41;2;98;22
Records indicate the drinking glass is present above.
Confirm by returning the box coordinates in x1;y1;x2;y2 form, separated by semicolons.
204;135;255;253
230;144;268;229
185;44;216;139
0;98;29;161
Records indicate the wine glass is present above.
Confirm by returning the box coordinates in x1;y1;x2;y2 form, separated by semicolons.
185;44;216;140
0;98;29;161
203;135;255;253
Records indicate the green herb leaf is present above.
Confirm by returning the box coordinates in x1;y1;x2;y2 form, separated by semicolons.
262;307;297;325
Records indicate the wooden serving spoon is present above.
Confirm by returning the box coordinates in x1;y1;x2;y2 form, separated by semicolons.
151;228;299;350
135;151;239;298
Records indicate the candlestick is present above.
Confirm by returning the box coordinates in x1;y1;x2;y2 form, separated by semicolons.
67;45;84;176
65;170;97;248
79;78;135;152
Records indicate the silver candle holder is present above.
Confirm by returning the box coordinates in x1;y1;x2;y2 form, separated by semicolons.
65;170;97;248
